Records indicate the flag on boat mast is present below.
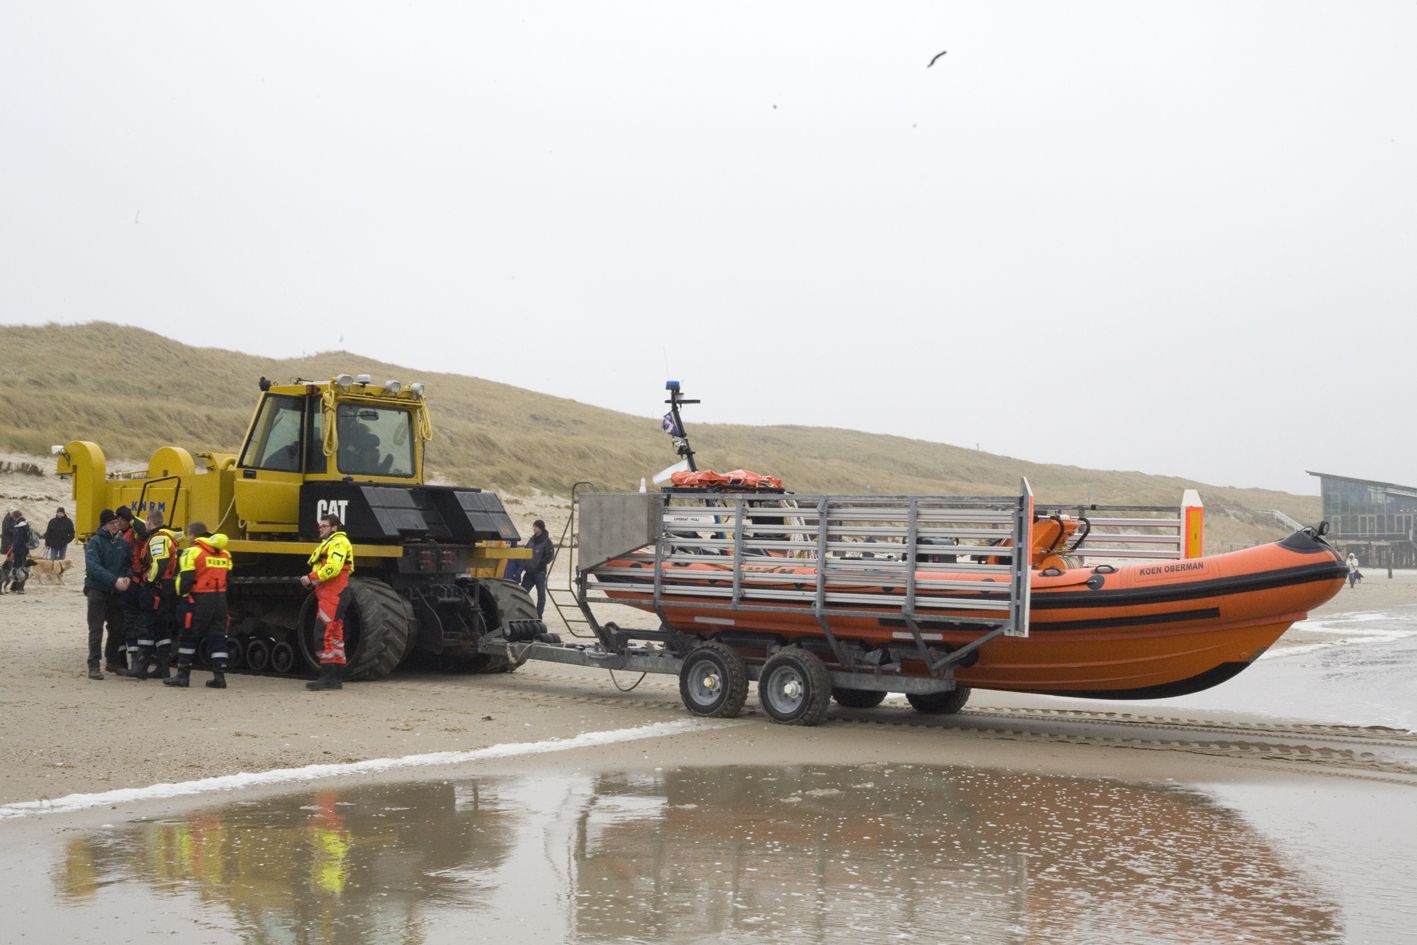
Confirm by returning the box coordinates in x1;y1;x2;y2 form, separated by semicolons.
653;459;690;485
661;411;684;437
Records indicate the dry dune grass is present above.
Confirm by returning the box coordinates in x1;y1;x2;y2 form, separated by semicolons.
4;322;1317;549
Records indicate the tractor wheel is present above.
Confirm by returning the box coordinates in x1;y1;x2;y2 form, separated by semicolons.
467;579;536;674
337;578;413;681
245;638;271;672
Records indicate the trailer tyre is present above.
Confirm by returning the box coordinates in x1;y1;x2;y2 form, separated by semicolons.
905;686;971;715
678;641;748;718
831;687;887;709
759;647;832;726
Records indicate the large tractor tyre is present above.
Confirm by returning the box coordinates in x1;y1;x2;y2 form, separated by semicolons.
905;685;972;715
298;578;412;682
831;687;887;709
467;579;537;674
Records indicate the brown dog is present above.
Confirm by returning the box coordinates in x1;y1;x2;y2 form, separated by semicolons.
26;557;73;585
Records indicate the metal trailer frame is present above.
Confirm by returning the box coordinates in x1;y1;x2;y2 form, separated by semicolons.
477;481;1037;710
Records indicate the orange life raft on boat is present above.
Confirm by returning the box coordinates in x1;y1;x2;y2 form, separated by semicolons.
590;527;1347;700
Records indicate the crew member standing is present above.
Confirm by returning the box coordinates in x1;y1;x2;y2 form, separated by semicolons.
302;513;354;691
114;508;149;675
163;521;233;690
131;510;182;680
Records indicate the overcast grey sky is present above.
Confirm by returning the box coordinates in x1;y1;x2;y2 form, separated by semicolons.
3;3;1413;494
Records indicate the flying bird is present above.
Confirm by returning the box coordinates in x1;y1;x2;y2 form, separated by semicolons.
927;50;947;68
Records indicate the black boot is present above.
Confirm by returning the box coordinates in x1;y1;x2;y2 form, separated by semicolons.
163;663;192;688
129;646;153;680
306;664;343;691
152;645;171;680
205;672;227;689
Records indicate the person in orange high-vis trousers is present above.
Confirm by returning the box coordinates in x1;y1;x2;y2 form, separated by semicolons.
302;513;354;691
163;522;233;690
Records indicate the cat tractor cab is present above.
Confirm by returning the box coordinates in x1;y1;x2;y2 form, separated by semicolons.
56;374;539;680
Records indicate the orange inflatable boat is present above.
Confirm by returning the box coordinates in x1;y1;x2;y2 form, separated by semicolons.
588;526;1347;700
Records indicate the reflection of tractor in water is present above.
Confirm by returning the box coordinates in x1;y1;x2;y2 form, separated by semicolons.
56;780;517;940
56;374;541;679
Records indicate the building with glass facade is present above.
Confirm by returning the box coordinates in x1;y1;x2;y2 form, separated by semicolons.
1307;471;1417;568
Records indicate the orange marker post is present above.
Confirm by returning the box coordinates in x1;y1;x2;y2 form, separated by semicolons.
1182;489;1204;559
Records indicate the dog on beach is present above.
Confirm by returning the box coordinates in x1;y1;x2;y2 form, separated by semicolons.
26;557;73;585
0;559;26;593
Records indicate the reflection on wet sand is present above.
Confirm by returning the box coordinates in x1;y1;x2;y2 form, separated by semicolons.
54;766;1343;945
57;781;513;945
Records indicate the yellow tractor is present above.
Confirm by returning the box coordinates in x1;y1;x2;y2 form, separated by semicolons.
56;374;539;680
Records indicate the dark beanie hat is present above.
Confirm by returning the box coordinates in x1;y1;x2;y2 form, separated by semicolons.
116;507;133;520
99;509;117;526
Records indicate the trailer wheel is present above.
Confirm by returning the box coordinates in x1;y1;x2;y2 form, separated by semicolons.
831;687;886;709
906;686;971;715
758;647;832;726
678;641;748;718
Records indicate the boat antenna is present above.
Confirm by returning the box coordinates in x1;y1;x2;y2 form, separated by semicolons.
663;380;699;472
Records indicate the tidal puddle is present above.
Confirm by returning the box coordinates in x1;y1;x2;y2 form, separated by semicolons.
6;764;1395;944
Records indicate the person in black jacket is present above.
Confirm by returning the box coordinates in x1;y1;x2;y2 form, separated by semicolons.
520;519;554;617
4;512;34;593
0;509;16;556
44;507;76;560
84;509;133;679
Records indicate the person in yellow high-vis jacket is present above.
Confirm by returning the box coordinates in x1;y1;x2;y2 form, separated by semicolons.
131;509;182;680
301;513;354;690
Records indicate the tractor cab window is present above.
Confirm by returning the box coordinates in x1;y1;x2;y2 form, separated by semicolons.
304;397;327;474
240;394;304;472
335;403;415;477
